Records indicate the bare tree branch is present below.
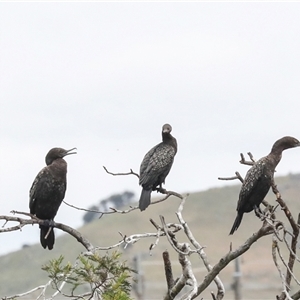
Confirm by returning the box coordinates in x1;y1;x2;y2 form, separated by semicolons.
163;251;175;291
239;152;255;166
272;183;298;233
160;215;195;256
63;189;182;216
219;151;257;182
272;237;293;300
283;231;300;264
211;291;217;300
93;222;182;252
218;171;243;183
149;228;164;253
103;166;139;178
166;276;186;300
194;224;273;298
103;166;183;212
2;280;52;300
178;244;198;300
109;190;183;213
176;196;225;299
275;237;300;286
0;211;94;251
63;200;104;215
272;181;299;299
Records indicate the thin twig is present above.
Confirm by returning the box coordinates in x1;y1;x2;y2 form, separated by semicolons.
63;190;181;216
272;237;293;300
63;200;104;214
103;166;139;178
276;238;300;286
218;172;243;183
239;152;255;166
2;280;52;300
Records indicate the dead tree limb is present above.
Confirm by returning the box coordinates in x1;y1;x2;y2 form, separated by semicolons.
176;196;225;299
272;237;294;300
218;171;243;183
193;223;273;298
0;211;93;251
239;152;255;166
272;181;299;300
163;250;175;291
178;243;198;300
2;280;53;300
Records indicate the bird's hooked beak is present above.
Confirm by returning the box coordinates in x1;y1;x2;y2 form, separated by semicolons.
63;147;77;157
162;127;171;134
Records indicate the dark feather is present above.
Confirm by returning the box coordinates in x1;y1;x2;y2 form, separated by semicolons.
139;189;152;211
230;136;300;235
29;147;76;249
138;124;177;211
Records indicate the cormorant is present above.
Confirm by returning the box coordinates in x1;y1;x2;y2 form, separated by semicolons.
229;136;300;235
29;147;76;249
139;124;177;211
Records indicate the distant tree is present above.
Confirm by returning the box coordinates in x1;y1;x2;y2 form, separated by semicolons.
106;191;135;209
83;191;135;224
82;205;99;224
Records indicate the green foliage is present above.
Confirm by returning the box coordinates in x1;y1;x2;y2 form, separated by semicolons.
42;251;133;299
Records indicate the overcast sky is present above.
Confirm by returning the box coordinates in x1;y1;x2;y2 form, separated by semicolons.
1;2;300;255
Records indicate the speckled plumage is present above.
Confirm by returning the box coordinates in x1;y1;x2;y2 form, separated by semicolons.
230;136;300;235
29;147;76;249
139;124;177;211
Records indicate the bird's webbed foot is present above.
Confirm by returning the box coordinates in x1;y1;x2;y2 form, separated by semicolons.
154;185;167;194
254;205;264;219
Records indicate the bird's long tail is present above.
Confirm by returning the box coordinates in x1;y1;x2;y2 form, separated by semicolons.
40;225;55;250
139;189;151;211
229;212;243;235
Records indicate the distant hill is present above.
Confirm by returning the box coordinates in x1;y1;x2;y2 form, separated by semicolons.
1;173;300;300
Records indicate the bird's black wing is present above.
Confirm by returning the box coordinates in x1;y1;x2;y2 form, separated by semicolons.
139;143;175;187
237;158;269;211
139;144;158;185
29;167;50;214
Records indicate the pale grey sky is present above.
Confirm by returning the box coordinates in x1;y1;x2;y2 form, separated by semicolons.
1;2;300;255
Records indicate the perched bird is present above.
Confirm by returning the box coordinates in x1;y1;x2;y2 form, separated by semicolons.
230;136;300;235
29;147;76;249
139;124;177;211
